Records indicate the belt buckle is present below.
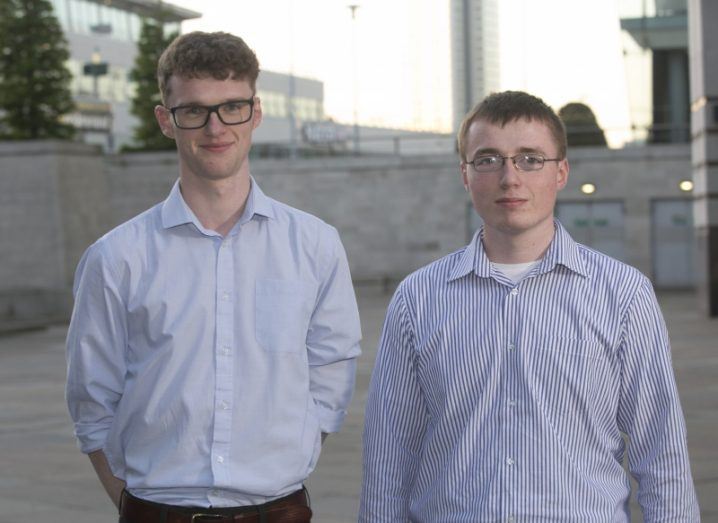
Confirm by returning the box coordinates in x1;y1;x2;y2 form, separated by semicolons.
191;514;226;522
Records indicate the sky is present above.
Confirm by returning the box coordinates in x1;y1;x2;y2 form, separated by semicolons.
169;0;649;147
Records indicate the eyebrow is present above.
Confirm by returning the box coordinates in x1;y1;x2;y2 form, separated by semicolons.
173;97;254;108
472;148;502;157
473;146;547;157
517;146;547;154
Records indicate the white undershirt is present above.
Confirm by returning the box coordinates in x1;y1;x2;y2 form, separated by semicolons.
491;260;541;284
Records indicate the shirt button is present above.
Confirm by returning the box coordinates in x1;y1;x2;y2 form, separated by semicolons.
220;401;229;410
506;457;515;466
508;399;517;407
507;343;515;351
217;456;224;463
510;288;519;296
221;345;231;355
221;292;230;301
508;517;516;523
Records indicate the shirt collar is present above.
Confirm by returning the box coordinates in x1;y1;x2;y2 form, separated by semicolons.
448;229;490;281
247;177;275;221
448;219;588;282
161;176;275;231
536;220;588;277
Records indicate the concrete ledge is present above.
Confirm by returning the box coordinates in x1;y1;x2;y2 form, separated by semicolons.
0;288;71;334
0;139;101;157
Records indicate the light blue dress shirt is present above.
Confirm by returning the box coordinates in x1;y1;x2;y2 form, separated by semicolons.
360;222;699;522
66;178;361;507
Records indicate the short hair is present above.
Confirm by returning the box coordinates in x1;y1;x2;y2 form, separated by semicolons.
157;31;260;105
457;91;567;161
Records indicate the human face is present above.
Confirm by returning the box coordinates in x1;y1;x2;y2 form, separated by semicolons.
154;76;262;184
461;117;569;244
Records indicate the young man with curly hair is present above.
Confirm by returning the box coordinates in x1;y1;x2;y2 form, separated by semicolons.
67;32;361;523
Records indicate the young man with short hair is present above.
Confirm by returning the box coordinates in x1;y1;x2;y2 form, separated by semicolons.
360;91;699;521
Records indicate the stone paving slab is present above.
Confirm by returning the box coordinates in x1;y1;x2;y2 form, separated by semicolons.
0;287;716;522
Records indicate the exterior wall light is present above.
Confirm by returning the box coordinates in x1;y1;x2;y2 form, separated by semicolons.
580;183;596;195
679;180;694;192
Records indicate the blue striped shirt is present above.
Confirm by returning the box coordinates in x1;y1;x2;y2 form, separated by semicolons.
360;221;699;522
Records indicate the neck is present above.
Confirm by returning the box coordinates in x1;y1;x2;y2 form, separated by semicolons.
482;223;555;264
179;173;251;237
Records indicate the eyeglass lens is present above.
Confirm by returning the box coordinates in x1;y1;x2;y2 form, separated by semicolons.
473;154;546;172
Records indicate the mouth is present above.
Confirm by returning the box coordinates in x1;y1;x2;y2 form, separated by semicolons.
201;142;233;153
495;197;527;208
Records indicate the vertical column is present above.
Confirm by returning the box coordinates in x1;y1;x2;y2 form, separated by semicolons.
667;50;689;142
688;0;718;315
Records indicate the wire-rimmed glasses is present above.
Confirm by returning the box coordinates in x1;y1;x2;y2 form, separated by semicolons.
467;153;562;173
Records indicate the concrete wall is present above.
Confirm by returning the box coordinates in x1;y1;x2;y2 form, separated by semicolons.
0;141;110;329
0;140;693;330
560;143;692;276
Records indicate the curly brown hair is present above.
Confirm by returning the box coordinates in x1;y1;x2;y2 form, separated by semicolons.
457;91;567;161
157;31;260;104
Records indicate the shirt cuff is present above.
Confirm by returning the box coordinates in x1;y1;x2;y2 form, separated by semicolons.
73;422;110;454
316;403;348;434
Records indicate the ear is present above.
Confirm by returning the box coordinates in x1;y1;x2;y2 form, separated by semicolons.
251;97;263;130
556;158;569;191
460;161;470;191
154;105;175;140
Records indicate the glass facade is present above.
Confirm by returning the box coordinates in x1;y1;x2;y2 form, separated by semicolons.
67;59;134;102
258;91;323;122
48;0;178;43
46;0;324;150
48;0;184;104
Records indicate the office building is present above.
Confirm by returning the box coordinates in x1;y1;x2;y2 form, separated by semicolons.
48;0;200;150
48;0;328;152
449;0;500;131
620;0;689;143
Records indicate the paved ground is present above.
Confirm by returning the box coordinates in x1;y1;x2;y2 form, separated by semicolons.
0;286;716;522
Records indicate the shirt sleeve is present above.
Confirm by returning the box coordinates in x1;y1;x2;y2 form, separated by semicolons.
306;227;362;434
359;284;427;522
616;278;700;521
65;242;128;454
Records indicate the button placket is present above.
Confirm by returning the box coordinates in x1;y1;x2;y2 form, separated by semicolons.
211;236;235;485
502;282;521;518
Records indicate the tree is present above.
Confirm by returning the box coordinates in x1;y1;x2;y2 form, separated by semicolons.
127;17;177;151
558;102;607;147
0;0;75;139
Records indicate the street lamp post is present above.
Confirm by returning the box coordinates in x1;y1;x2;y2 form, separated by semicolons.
288;0;298;159
348;4;360;155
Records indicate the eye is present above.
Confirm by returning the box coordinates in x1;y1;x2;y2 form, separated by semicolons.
222;101;247;113
179;105;206;116
474;155;499;166
522;154;544;165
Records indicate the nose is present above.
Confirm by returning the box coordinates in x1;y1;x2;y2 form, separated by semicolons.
204;110;225;135
499;157;521;187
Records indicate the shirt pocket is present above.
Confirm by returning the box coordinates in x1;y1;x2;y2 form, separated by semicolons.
255;278;314;353
527;337;602;421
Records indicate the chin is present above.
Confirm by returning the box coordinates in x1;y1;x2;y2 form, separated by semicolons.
194;163;242;180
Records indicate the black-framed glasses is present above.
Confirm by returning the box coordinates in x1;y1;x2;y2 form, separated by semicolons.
168;99;255;129
467;153;562;173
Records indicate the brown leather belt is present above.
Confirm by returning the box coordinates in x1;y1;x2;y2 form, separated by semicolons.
119;488;312;523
